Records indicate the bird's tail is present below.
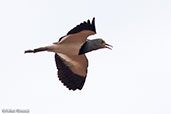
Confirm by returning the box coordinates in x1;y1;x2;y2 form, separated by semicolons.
24;47;48;54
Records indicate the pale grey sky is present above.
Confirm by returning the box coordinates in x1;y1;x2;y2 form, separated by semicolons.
0;0;171;114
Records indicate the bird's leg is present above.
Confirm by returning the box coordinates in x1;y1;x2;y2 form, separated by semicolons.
24;47;48;54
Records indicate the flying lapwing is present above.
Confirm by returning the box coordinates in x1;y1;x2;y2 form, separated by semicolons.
25;18;113;90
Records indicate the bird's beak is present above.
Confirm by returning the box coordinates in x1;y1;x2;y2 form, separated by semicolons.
105;43;113;50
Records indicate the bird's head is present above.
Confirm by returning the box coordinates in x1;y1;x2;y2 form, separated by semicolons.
95;39;113;50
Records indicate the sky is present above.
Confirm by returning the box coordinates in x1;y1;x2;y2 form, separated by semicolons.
0;0;171;114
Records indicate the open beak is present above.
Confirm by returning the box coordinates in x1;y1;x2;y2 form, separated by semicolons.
105;43;113;50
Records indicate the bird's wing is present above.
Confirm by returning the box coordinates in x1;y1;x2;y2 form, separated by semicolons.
58;18;96;44
67;17;96;35
55;53;88;90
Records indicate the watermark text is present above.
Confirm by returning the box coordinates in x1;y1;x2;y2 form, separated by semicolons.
2;109;30;113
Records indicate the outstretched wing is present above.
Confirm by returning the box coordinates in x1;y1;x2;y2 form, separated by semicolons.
55;53;88;90
67;17;96;35
58;18;96;44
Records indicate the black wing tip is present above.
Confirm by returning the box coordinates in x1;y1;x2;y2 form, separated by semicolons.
92;17;96;33
55;54;86;91
59;75;86;91
92;17;95;22
67;17;96;35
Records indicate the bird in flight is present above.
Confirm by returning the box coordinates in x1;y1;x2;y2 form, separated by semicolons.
25;18;112;90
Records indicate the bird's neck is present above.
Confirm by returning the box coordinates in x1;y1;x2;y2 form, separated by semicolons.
79;40;99;55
